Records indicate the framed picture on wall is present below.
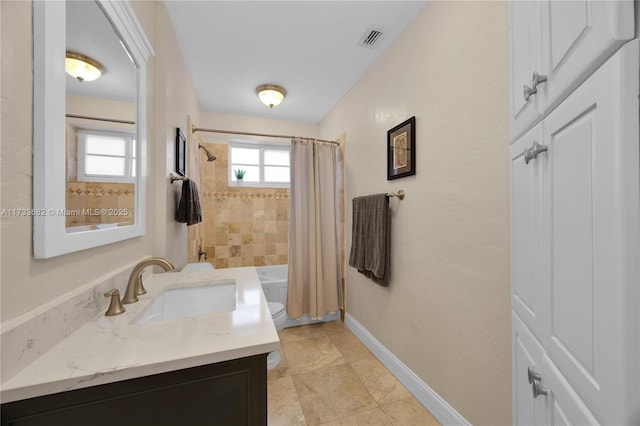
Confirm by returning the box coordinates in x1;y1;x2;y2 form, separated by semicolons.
175;127;186;177
387;116;416;180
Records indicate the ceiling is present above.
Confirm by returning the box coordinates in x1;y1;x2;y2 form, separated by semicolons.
66;1;137;103
164;1;427;124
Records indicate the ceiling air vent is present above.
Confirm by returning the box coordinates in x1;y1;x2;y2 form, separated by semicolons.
358;26;385;48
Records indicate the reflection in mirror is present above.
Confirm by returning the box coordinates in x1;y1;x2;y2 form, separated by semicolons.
65;1;137;233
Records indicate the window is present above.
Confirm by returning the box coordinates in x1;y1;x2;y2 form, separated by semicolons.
77;130;136;183
229;141;290;187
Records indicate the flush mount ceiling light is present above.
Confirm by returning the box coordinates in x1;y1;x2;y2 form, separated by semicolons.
65;51;105;82
256;84;286;108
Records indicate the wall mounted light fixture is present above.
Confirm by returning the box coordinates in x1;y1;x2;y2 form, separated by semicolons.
256;84;286;108
65;51;105;82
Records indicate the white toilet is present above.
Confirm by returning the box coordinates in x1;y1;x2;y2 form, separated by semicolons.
267;301;287;369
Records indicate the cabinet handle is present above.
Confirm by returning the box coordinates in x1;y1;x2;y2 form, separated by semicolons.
527;366;548;398
527;366;542;384
524;141;548;164
532;381;548;398
523;84;536;101
523;71;548;101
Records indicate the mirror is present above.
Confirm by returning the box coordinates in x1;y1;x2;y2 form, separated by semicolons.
33;1;153;258
65;1;137;234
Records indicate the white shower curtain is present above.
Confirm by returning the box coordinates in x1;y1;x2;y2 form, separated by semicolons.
287;138;343;320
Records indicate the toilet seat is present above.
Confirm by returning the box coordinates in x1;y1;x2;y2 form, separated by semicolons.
266;302;287;370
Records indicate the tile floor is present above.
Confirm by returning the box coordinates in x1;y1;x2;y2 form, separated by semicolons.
267;321;440;426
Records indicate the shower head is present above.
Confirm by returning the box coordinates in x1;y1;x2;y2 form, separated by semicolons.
199;144;217;162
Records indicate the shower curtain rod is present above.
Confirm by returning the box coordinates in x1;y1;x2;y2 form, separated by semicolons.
65;114;135;125
191;124;339;145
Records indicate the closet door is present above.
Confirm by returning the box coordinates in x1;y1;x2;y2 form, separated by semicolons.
539;0;634;113
509;123;547;339
542;354;598;426
512;314;549;426
508;0;543;142
541;40;639;425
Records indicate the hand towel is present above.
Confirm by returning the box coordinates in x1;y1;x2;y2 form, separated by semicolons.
175;178;202;226
348;193;390;286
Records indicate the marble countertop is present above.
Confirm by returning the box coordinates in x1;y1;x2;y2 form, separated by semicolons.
0;267;280;404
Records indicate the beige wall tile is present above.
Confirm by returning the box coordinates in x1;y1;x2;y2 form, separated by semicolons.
265;255;279;265
228;233;241;245
228;257;242;268
230;245;241;257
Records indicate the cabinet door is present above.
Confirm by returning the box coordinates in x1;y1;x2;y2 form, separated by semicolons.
542;353;598;426
541;39;639;425
539;0;634;112
509;0;543;142
509;123;548;340
512;313;549;426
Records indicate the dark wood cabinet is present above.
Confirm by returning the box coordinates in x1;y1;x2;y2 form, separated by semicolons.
1;354;267;426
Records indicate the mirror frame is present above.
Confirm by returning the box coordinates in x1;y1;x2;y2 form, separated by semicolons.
33;0;153;259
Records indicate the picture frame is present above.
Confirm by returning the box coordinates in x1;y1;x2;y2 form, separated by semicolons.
387;116;416;180
175;127;186;177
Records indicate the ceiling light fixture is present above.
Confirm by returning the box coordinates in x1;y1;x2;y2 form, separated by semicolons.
256;84;286;108
65;51;105;82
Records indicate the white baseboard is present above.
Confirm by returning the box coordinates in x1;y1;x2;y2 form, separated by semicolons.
344;313;470;426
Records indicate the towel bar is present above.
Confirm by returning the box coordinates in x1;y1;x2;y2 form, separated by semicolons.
387;190;405;200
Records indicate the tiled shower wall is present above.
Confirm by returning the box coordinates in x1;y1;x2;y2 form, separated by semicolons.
200;143;289;269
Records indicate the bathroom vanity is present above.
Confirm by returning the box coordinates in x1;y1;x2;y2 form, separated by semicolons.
1;355;266;425
0;267;279;425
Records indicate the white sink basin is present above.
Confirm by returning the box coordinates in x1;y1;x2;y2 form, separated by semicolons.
133;279;236;324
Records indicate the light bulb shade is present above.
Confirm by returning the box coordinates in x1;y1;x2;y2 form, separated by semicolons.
256;84;286;108
65;51;105;82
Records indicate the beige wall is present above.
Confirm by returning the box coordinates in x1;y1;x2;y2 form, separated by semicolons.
0;1;155;322
151;2;201;268
320;2;511;424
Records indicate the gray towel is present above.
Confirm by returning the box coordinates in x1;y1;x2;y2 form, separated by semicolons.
348;193;390;286
175;178;202;226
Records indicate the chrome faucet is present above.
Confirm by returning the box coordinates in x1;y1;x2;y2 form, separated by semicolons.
122;258;175;304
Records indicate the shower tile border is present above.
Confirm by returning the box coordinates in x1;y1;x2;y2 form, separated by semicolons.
201;191;289;200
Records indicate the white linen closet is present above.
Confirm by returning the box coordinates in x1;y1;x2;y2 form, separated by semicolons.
508;1;639;424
